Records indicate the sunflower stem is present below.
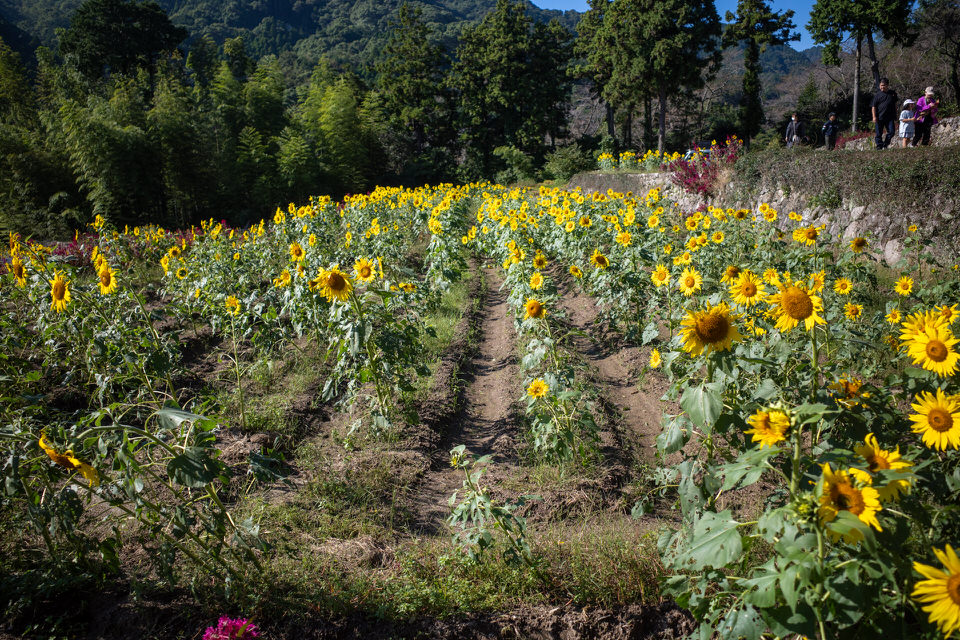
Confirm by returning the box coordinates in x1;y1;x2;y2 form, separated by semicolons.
810;327;820;403
229;314;247;431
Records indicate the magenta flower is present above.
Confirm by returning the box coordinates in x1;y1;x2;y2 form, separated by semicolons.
202;616;260;640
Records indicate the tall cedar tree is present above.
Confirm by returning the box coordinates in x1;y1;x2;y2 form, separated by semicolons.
57;0;187;81
808;0;914;131
601;0;722;153
374;3;453;181
918;0;960;103
723;0;796;147
448;0;572;179
574;0;618;140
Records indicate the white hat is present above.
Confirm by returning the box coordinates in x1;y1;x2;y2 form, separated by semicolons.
925;86;935;95
903;98;914;106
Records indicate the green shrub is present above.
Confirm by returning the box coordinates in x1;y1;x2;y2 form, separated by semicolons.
542;143;593;182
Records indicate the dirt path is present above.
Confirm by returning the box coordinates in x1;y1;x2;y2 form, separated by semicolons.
411;267;520;533
555;276;662;464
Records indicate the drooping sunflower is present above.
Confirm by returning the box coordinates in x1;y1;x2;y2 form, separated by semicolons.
49;270;70;313
527;378;549;399
38;432;99;485
903;321;960;377
849;237;868;253
677;267;703;296
767;281;825;333
909;388;960;451
524;298;546;320
854;433;913;501
289;242;305;262
729;270;766;307
10;256;27;287
679;302;742;356
354;257;376;283
569;265;583;279
98;264;118;295
911;545;960;637
817;463;883;542
224;295;240;315
833;278;853;295
590;249;610;270
273;269;292;288
744;409;790;447
651;264;670;288
648;349;661;368
529;272;544;290
720;265;741;283
828;376;870;407
894;276;914;297
318;267;353;303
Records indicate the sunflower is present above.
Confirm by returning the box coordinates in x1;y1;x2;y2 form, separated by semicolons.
910;388;960;451
38;432;99;485
673;251;692;266
647;214;660;228
721;265;741;283
854;433;912;501
533;252;548;269
569;265;583;279
818;463;883;542
49;270;70;313
762;268;781;286
98;264;118;295
318;267;353;303
762;208;777;222
793;225;820;246
894;276;914;296
684;216;699;231
273;269;292;288
744;409;790;446
651;264;670;288
903;321;960;377
844;302;863;321
849;237;868;253
529;272;544;290
524;298;546;320
616;231;632;247
527;378;549;399
680;302;742;356
911;545;960;636
579;216;592;228
677;267;703;296
289;242;305;262
728;271;766;307
885;308;902;324
590;249;609;270
10;256;27;287
564;220;576;233
712;231;725;244
767;281;825;333
224;296;240;315
175;266;187;280
354;257;376;283
833;278;853;295
649;349;661;368
828;376;870;407
808;270;826;293
937;304;959;324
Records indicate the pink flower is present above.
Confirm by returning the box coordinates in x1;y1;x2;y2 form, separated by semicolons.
202;616;260;640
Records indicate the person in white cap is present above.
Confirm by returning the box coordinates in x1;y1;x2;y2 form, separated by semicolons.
913;87;940;146
899;98;916;148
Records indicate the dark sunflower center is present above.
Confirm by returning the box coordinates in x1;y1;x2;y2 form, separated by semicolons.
696;313;729;344
782;287;813;320
947;574;960;605
853;238;866;249
684;276;696;288
53;281;65;300
867;454;890;472
726;267;740;279
527;301;543;317
833;483;865;514
100;272;111;286
328;273;346;291
14;264;24;278
805;229;818;240
598;256;608;267
928;408;953;432
926;340;948;362
360;266;372;278
743;283;757;297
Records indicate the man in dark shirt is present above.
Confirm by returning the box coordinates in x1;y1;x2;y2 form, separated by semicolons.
871;78;899;149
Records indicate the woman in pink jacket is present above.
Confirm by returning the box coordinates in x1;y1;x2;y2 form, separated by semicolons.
913;86;940;146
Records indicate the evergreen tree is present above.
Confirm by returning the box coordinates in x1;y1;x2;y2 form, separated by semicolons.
186;34;219;90
917;0;960;104
722;0;796;147
601;0;722;153
573;0;617;141
57;0;187;81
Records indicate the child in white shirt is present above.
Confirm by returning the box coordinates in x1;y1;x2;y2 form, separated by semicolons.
899;99;916;147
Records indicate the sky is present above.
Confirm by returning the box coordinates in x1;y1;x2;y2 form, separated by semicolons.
534;0;818;49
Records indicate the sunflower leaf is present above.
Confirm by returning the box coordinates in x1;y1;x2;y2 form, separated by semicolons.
675;509;742;569
681;382;724;429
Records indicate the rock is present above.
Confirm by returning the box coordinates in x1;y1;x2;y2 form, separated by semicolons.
884;239;904;266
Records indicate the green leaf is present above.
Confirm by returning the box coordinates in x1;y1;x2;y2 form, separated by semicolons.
675;510;742;570
641;321;658;345
718;604;764;640
680;382;723;429
167;447;223;488
720;446;780;491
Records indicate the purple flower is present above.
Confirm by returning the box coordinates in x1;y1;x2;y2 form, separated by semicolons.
202;616;260;640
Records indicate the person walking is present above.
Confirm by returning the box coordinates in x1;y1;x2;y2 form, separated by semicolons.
822;112;840;150
899;99;916;148
785;113;804;148
870;77;899;149
913;87;940;146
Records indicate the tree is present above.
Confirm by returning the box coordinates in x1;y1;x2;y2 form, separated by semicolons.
600;0;722;153
808;0;914;131
186;35;219;90
448;0;572;179
58;0;187;81
722;0;796;147
573;0;616;141
917;0;960;104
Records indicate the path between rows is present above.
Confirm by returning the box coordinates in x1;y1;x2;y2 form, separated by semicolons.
411;267;520;533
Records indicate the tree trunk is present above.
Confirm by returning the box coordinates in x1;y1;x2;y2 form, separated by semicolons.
643;97;654;151
852;34;862;133
605;101;615;140
657;88;667;154
623;106;632;149
866;30;881;90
